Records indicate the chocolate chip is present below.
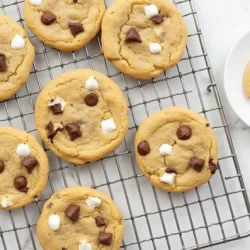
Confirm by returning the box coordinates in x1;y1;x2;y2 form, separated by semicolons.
46;121;54;134
0;53;7;72
69;22;84;37
206;123;210;127
209;159;218;174
14;176;27;192
166;168;176;174
46;121;64;143
99;232;112;245
22;156;38;173
84;93;98;106
137;140;150;156
62;248;67;250
73;0;78;2
66;123;81;141
150;14;164;24
65;204;80;221
0;160;5;173
177;125;192;140
41;12;56;25
95;216;106;227
50;103;63;115
190;156;205;172
126;28;142;43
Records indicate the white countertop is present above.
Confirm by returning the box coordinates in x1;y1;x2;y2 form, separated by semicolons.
195;0;250;249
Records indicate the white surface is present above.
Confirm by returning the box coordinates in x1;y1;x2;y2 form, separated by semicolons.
195;0;250;249
224;31;250;126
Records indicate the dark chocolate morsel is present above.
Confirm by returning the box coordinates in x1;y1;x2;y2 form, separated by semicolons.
150;14;164;24
126;28;142;43
14;176;27;191
166;168;176;174
22;156;38;173
0;160;5;173
99;232;112;245
66;123;81;141
209;159;218;174
73;0;78;2
95;216;106;227
50;103;63;115
69;22;84;37
177;125;192;140
41;12;56;25
0;53;7;72
137;140;150;156
190;156;205;172
85;93;99;106
65;204;80;221
46;121;64;143
46;121;54;135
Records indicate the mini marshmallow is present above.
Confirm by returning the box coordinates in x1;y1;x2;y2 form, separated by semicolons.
48;97;66;111
16;144;30;157
101;118;116;134
79;239;92;250
11;34;25;49
144;4;159;18
29;0;42;5
149;43;162;54
85;76;99;90
160;173;175;185
85;197;102;209
159;144;173;156
1;197;14;208
48;214;61;231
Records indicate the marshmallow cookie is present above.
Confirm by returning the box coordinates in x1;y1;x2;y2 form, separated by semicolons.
0;14;35;101
0;127;49;210
24;0;106;51
135;107;218;192
37;186;124;250
35;69;128;164
102;0;188;80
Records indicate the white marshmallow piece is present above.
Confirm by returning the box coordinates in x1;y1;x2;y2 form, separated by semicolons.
159;144;173;156
85;197;102;209
85;76;99;90
149;43;162;54
1;197;14;208
16;144;30;157
144;4;159;18
48;97;66;111
160;173;176;185
48;214;61;231
11;34;25;50
29;0;42;6
79;239;92;250
101;118;117;134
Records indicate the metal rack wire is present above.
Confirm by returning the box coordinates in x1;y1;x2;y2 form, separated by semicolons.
0;0;250;249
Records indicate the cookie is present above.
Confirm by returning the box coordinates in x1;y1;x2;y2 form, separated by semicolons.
135;107;218;192
37;186;124;250
0;127;49;210
102;0;188;80
244;62;250;97
35;69;128;164
0;14;35;101
24;0;106;51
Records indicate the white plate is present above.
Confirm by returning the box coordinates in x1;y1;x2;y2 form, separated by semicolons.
224;30;250;126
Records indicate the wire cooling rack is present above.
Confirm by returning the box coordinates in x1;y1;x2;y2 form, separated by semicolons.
1;0;250;249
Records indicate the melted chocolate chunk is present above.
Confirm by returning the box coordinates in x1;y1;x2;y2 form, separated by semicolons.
50;103;63;115
69;22;84;37
177;125;192;140
150;14;164;24
95;216;106;227
190;156;205;172
14;176;28;192
126;28;142;43
66;123;81;141
137;140;150;156
46;121;64;143
166;168;176;174
99;232;112;245
0;160;5;173
209;159;218;174
65;204;80;221
0;53;7;72
41;12;56;25
22;156;38;173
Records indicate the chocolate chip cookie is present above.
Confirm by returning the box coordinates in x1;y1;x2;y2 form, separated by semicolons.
0;127;49;210
35;69;128;164
244;62;250;97
135;107;218;192
102;0;188;80
0;14;35;101
24;0;106;51
37;186;124;250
